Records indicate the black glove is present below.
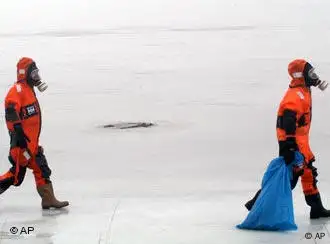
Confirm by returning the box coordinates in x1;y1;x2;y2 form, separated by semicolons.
13;123;29;149
279;137;298;165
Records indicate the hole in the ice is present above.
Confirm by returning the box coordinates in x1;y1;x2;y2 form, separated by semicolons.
102;122;155;129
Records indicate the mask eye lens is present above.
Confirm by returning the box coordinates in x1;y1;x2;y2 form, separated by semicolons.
308;68;319;80
30;69;41;81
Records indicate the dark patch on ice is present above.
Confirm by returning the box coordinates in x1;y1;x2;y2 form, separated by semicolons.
103;122;155;129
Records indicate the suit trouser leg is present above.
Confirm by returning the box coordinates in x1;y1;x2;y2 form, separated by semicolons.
0;155;27;194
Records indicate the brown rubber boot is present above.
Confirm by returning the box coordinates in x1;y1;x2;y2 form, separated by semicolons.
37;183;69;209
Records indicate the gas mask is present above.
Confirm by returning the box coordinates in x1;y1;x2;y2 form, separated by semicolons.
27;62;48;92
303;62;328;91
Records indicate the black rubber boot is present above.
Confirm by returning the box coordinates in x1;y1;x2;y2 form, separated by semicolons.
305;193;330;219
245;189;261;211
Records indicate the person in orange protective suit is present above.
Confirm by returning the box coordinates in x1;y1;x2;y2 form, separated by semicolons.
245;59;330;219
0;57;69;209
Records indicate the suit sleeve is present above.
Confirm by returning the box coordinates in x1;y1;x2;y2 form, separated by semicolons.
5;88;22;130
279;95;303;140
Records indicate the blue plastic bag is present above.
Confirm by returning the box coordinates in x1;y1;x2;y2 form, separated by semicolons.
237;152;304;231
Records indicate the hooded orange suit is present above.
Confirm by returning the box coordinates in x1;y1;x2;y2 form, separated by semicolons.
0;57;51;188
276;59;318;196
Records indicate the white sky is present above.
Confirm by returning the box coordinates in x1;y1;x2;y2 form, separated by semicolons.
1;0;330;32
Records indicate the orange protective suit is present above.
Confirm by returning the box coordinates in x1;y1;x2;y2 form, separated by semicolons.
246;59;330;219
276;59;318;196
0;57;51;191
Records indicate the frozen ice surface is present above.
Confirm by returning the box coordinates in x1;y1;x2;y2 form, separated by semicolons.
1;0;330;243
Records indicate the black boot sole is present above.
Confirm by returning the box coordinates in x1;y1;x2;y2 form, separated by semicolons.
310;210;330;219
